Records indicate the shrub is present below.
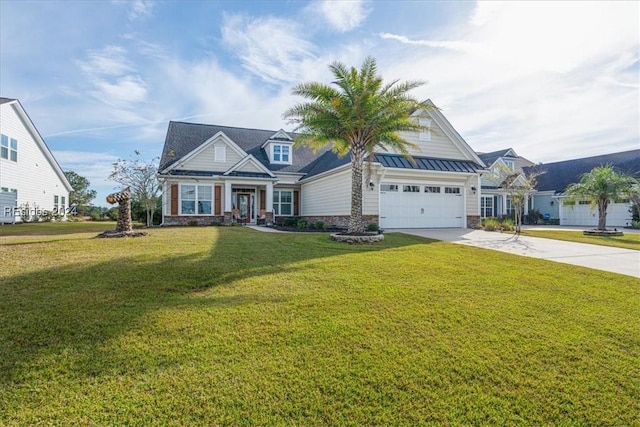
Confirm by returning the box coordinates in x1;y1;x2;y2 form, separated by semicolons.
90;212;101;221
296;220;308;230
188;220;198;227
367;223;379;232
500;218;515;232
315;221;327;231
632;220;640;230
482;217;500;231
41;211;54;222
283;217;298;227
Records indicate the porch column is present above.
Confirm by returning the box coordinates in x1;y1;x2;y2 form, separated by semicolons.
224;180;233;212
266;182;273;212
502;194;508;215
524;194;529;215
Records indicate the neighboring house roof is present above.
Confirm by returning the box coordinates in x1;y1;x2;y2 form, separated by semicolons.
160;121;331;173
526;149;640;192
477;148;535;172
0;97;73;192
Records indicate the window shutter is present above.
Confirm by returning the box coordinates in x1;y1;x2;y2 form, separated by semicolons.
214;186;221;215
260;190;265;210
294;190;300;216
171;184;178;215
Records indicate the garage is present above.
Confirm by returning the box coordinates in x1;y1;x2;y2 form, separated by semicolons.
559;200;632;227
379;183;464;228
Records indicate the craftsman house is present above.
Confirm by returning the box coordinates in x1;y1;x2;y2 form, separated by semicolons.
0;97;72;223
158;102;486;229
477;148;536;219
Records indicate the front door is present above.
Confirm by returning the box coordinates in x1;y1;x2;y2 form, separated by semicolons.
237;193;251;223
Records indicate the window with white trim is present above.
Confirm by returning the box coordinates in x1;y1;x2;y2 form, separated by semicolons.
54;195;59;213
272;144;291;164
503;159;515;171
403;185;420;193
425;186;441;193
215;146;226;162
419;119;431;141
273;190;293;215
180;184;213;215
1;134;17;162
481;196;493;218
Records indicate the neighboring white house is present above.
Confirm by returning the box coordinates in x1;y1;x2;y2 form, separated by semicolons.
0;97;73;222
158;100;487;229
528;150;639;227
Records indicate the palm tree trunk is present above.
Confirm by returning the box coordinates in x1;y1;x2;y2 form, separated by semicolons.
597;198;608;230
348;145;365;234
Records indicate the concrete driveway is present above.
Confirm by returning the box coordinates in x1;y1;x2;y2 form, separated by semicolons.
391;228;640;278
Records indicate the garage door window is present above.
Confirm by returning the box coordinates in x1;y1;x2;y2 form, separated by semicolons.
425;186;440;193
444;187;460;194
403;185;420;193
380;184;398;192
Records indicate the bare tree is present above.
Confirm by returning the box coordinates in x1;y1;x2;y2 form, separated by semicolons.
109;151;160;227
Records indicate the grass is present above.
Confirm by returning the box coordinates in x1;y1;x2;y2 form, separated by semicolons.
521;229;640;251
1;223;638;425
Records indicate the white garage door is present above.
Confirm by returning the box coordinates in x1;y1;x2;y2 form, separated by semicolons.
380;183;464;228
560;200;632;227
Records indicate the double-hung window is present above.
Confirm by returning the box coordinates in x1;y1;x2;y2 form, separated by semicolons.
181;184;212;215
272;144;291;164
54;195;59;213
1;135;17;161
273;190;292;215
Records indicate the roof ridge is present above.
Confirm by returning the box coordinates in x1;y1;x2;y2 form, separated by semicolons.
169;120;295;135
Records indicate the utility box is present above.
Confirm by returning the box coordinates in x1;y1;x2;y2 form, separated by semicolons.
0;192;17;224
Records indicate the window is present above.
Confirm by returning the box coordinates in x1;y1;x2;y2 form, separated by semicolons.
180;184;212;215
444;187;460;194
380;184;398;192
403;185;420;193
60;196;66;214
273;190;292;215
272;144;291;164
54;195;59;213
425;186;441;193
215;146;226;162
1;135;17;161
578;200;590;205
503;159;515;171
419;119;431;141
481;196;493;218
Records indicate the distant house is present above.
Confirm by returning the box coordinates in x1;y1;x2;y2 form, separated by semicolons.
157;101;486;228
526;150;640;227
476;148;536;218
0;97;72;222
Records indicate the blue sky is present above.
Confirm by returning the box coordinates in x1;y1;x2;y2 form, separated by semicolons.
1;0;638;206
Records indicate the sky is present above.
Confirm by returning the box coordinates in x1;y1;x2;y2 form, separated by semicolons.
1;0;638;206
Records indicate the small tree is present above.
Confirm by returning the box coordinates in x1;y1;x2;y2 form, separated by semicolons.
109;151;160;227
64;171;97;214
564;164;638;231
501;172;539;235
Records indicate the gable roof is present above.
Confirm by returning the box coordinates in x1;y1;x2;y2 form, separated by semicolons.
0;98;73;192
160;121;330;173
477;148;518;166
526;149;640;192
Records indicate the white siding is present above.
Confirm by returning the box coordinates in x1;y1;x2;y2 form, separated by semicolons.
392;118;466;159
0;102;69;218
301;169;378;216
236;159;265;174
180;139;243;172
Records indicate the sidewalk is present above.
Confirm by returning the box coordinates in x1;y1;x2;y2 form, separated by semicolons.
391;228;640;278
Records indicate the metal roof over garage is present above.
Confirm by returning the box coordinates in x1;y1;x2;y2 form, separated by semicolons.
373;153;482;173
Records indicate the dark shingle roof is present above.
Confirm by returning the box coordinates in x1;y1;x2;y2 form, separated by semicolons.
160;121;330;173
526;150;640;192
477;148;515;166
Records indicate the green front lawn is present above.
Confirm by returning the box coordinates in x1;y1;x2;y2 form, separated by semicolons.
1;225;638;425
521;229;640;250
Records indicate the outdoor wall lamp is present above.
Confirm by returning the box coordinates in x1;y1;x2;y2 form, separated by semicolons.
550;201;555;206
369;182;375;190
471;186;477;194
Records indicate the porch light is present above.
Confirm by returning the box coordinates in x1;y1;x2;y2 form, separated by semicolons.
550;201;555;206
471;186;477;194
369;182;375;190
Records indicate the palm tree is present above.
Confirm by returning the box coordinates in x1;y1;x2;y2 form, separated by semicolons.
564;164;637;230
284;57;428;234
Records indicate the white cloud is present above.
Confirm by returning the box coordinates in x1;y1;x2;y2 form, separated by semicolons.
111;0;155;21
221;13;317;85
315;0;370;32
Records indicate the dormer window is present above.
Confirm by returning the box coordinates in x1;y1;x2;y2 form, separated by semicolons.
271;143;291;164
503;159;515;171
